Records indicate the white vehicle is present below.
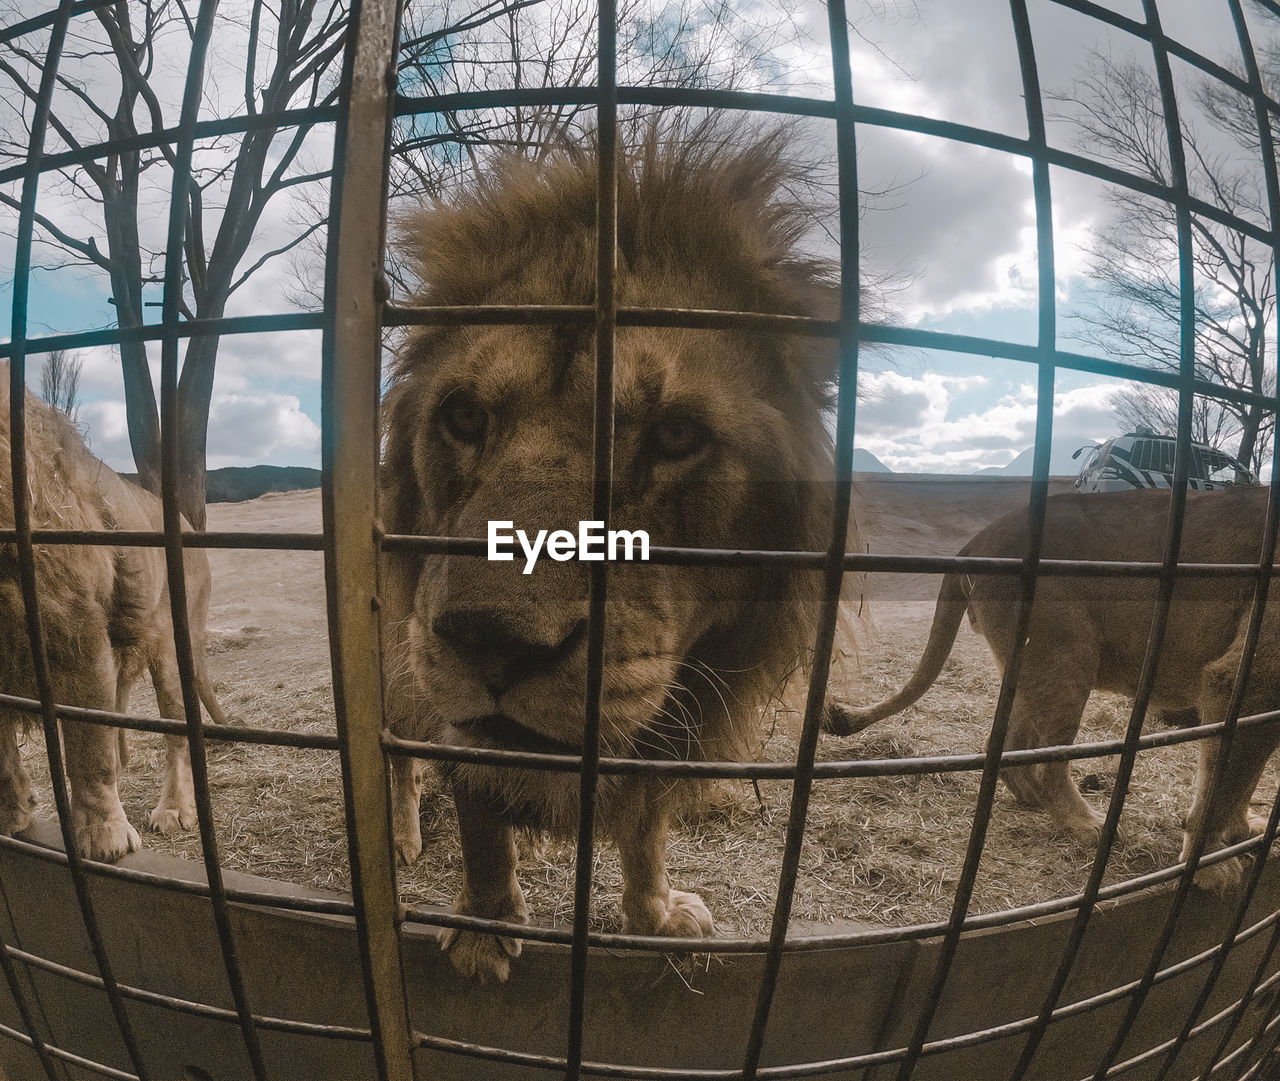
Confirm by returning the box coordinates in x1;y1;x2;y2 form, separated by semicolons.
1073;428;1255;493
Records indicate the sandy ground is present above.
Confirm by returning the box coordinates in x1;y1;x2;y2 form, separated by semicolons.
20;475;1279;935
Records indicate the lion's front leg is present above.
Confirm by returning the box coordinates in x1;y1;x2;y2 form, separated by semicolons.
441;781;528;982
63;719;140;862
616;800;713;938
391;755;426;866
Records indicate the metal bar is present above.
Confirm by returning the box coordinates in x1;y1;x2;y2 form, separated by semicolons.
893;8;1061;1074
739;0;862;1075
1011;0;1208;1075
6;1;152;1076
0;0;112;44
154;2;267;1074
7;945;372;1041
8;309;1280;416
0;313;325;358
0;1023;138;1081
1146;3;1280;1076
1085;4;1232;1073
563;3;618;1076
386;709;1280;779
0;110;337;187
321;0;415;1076
0;879;61;1081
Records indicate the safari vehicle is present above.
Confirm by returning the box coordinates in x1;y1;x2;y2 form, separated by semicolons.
1072;427;1255;493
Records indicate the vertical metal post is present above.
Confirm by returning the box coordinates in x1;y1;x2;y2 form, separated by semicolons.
563;3;618;1076
321;0;416;1078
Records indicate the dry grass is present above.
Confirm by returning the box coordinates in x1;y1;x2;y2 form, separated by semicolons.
19;597;1275;939
15;489;1280;938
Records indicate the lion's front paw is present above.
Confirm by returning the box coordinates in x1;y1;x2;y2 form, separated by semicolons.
1192;856;1246;894
441;927;524;982
75;816;141;862
149;801;197;835
624;888;714;937
440;890;529;982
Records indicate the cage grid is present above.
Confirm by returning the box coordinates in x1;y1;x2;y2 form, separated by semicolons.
2;0;1280;1079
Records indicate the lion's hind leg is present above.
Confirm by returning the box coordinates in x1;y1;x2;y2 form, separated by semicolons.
1184;629;1280;893
996;620;1102;845
0;716;34;836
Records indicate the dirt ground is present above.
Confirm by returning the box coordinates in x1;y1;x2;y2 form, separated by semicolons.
19;475;1280;936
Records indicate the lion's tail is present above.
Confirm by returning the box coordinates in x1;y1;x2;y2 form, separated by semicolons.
822;573;970;736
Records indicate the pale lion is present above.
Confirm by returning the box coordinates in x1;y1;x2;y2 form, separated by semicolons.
823;486;1279;890
0;373;227;861
382;131;852;980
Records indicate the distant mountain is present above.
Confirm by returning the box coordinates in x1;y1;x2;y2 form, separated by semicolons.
206;465;321;503
122;465;322;503
853;448;892;473
977;439;1091;478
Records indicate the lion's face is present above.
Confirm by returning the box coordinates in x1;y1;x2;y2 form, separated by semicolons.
390;319;826;757
382;133;841;769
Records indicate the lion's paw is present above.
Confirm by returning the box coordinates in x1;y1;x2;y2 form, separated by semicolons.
441;927;524;982
149;802;197;835
661;890;714;936
75;816;141;863
625;889;714;937
440;890;529;982
1192;856;1245;894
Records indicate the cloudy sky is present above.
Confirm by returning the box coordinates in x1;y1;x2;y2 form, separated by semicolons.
1;0;1274;475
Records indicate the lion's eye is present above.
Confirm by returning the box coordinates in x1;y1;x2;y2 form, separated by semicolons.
440;391;488;445
652;414;709;461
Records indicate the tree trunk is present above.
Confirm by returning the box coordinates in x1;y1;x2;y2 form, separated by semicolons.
174;331;220;530
1235;406;1261;474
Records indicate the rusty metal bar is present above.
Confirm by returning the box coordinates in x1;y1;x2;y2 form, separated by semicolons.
320;0;415;1077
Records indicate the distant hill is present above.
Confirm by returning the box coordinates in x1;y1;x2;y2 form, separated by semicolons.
853;448;892;473
122;465;322;504
977;438;1091;478
206;465;321;503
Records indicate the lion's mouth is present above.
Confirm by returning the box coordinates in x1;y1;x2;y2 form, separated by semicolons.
452;713;580;755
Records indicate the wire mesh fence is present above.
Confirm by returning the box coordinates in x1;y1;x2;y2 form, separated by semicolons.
2;0;1280;1079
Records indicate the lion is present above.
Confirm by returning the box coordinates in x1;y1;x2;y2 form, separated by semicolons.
381;129;854;980
822;485;1280;891
0;371;227;861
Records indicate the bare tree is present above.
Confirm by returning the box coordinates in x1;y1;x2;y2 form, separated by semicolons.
1056;53;1276;473
39;348;84;423
0;0;348;527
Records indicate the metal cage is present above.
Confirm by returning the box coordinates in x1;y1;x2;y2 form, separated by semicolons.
3;0;1280;1078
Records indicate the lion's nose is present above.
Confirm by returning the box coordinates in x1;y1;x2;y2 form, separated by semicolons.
432;608;586;695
